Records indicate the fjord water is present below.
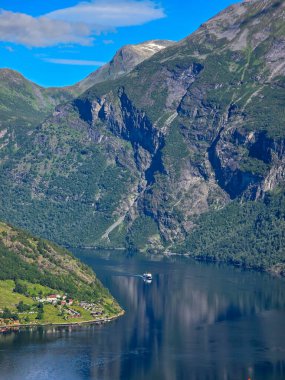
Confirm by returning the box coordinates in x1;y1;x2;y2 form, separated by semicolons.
0;252;285;380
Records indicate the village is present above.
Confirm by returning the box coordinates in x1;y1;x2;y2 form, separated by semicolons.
37;294;105;319
0;292;107;331
36;293;81;319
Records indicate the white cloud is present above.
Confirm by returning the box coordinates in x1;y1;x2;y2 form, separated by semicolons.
0;1;165;48
43;58;106;66
47;0;166;27
0;10;93;47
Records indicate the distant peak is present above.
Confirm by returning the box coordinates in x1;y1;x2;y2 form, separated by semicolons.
131;40;175;54
74;39;175;94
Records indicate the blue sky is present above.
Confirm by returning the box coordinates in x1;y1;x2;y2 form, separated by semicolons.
0;0;238;87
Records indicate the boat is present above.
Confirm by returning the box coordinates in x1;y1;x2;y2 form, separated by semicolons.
143;273;153;281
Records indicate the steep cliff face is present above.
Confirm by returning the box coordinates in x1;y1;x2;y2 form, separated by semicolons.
0;0;284;264
0;40;174;133
71;0;284;246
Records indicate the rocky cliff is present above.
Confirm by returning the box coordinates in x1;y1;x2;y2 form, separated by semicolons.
0;39;173;131
0;0;284;271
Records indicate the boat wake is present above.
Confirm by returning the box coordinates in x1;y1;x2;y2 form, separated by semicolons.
112;273;152;283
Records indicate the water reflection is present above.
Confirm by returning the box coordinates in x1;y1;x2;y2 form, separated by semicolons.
0;254;285;380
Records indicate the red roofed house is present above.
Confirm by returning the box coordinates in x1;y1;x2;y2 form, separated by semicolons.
46;295;58;303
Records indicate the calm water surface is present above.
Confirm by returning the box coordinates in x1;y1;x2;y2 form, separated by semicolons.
0;251;285;380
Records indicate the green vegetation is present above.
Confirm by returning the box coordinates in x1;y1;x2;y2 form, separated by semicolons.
243;76;285;139
126;216;160;251
239;155;269;176
162;122;189;176
16;301;31;312
0;109;135;247
14;280;28;295
0;69;72;129
0;279;122;326
0;222;122;327
182;191;285;272
0;307;19;321
0;0;284;275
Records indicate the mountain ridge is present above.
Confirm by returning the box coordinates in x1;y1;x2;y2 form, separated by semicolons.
0;39;175;130
0;0;284;273
71;39;175;94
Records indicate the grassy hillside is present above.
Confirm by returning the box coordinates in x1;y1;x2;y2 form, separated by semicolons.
0;222;122;327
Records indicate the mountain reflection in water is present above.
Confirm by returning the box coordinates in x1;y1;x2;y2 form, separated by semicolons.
0;252;285;380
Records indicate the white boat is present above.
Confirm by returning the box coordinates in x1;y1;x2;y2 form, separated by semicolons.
143;273;153;281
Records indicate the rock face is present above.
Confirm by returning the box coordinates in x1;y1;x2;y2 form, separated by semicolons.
0;40;173;130
0;0;284;263
72;40;174;94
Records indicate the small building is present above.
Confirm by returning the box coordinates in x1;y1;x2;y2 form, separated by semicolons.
46;295;58;302
46;294;62;303
67;308;81;318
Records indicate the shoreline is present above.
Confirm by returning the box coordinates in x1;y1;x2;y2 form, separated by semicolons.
163;252;285;278
0;310;125;333
75;246;285;278
71;246;285;276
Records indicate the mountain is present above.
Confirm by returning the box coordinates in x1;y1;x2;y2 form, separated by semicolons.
0;69;72;130
71;40;174;94
0;40;173;131
0;221;122;326
0;0;284;273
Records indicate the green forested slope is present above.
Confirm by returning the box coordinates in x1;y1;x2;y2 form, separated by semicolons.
0;69;72;129
0;0;284;273
181;191;285;274
0;221;122;323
